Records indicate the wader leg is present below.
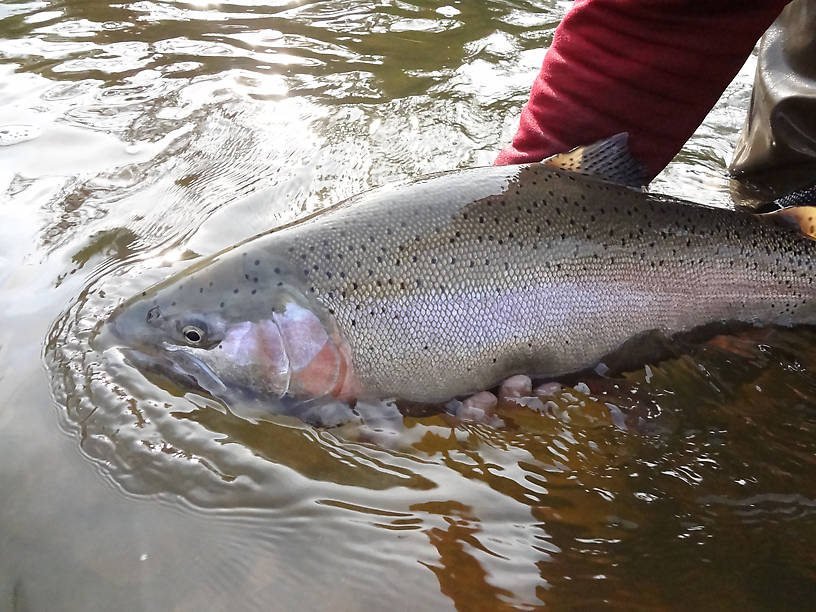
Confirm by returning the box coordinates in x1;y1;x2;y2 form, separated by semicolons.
731;0;816;191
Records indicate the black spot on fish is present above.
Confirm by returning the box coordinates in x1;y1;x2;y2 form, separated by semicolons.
254;260;260;265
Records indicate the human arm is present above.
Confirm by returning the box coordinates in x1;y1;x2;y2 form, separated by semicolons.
496;0;791;181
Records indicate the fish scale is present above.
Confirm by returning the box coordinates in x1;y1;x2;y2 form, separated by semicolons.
110;163;816;406
224;163;816;402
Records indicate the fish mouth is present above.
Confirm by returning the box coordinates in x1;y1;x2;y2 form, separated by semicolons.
163;344;228;395
118;345;227;399
117;344;345;424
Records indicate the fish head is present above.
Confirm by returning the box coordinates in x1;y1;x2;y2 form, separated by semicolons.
105;248;358;409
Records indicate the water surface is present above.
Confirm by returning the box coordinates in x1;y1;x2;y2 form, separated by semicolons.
2;1;815;610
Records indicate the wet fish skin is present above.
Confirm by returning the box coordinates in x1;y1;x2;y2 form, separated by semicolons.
108;163;816;406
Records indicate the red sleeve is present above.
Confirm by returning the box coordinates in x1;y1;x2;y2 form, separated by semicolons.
495;0;791;181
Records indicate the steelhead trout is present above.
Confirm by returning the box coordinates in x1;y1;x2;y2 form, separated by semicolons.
106;140;816;421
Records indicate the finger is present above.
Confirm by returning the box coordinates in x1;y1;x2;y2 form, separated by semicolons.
534;381;562;397
498;374;532;399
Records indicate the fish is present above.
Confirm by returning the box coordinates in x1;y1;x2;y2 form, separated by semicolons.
104;135;816;425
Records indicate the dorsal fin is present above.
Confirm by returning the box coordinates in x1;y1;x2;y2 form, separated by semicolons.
759;206;816;240
542;132;647;187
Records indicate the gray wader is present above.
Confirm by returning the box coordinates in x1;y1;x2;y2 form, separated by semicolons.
731;0;816;197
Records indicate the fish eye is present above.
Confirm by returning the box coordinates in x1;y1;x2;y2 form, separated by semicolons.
182;324;206;346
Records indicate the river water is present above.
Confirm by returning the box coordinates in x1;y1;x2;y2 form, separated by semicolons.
2;1;815;610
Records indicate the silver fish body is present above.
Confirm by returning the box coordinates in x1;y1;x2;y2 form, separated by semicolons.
108;164;816;406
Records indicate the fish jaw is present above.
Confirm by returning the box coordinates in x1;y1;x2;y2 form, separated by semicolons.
119;345;229;398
